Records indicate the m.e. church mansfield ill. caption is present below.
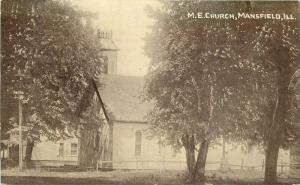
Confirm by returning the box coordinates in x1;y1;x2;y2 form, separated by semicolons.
188;12;296;20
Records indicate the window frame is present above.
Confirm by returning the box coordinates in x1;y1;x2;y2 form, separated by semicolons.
58;143;64;157
70;143;78;156
135;131;142;156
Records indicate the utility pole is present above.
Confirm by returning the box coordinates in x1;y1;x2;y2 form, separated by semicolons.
18;91;24;171
14;69;26;172
14;89;24;171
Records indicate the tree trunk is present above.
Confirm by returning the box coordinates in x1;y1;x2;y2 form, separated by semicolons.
186;146;195;174
75;80;95;116
79;128;99;167
24;139;34;168
264;72;290;184
182;135;195;177
79;124;112;168
265;140;280;185
191;140;209;182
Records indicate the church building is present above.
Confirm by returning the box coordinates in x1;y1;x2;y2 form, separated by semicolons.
8;30;292;171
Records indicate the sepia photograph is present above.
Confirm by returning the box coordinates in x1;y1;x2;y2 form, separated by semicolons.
1;0;300;185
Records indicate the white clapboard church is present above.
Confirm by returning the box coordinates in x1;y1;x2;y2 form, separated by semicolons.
3;31;292;171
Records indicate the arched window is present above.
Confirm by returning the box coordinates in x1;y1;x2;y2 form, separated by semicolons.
135;131;142;156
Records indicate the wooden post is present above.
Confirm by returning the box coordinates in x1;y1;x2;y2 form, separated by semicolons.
262;159;265;172
18;96;23;171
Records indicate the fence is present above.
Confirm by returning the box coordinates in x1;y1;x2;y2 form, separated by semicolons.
96;159;300;173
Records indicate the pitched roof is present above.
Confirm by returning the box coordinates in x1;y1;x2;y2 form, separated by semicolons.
97;74;153;122
99;38;119;51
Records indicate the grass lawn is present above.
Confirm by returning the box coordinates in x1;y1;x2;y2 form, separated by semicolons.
1;169;300;185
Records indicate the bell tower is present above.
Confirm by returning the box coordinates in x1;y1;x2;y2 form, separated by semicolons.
98;30;119;74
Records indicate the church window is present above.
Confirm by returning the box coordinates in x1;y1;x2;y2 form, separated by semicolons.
135;131;142;156
58;143;64;157
71;143;78;156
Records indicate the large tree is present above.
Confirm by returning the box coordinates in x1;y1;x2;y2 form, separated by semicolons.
144;1;262;182
1;0;104;166
251;4;299;184
144;1;299;184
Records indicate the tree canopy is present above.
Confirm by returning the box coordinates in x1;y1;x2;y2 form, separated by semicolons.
144;1;299;183
1;0;104;142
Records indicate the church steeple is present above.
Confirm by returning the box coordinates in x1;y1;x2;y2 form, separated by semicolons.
98;29;119;74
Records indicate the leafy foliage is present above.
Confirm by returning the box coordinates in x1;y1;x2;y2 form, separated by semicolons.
144;1;299;182
145;1;254;149
1;0;104;141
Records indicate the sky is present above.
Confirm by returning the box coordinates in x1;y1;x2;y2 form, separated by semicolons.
71;0;159;76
